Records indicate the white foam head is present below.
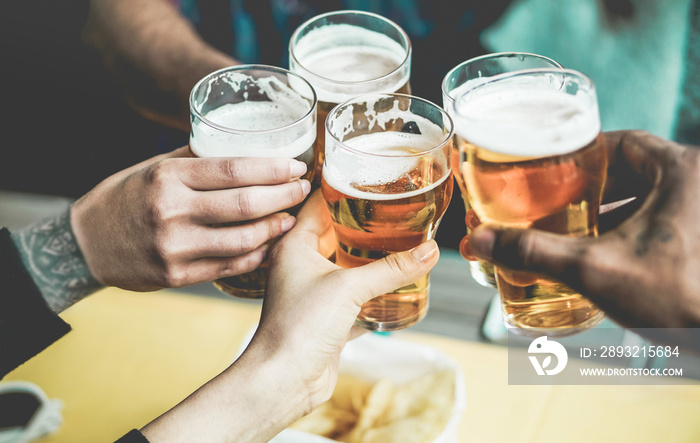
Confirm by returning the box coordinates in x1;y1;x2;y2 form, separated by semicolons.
453;71;600;159
190;73;316;158
323;97;451;200
291;23;410;103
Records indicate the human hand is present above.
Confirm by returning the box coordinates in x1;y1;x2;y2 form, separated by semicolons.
252;190;441;411
467;131;700;334
140;191;440;442
70;146;310;291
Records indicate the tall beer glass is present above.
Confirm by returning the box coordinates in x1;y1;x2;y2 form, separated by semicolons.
189;65;317;298
442;53;562;288
289;10;411;182
322;93;454;331
452;69;607;337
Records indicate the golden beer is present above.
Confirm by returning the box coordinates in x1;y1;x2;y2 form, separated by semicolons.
453;69;606;336
289;11;412;182
189;65;317;298
322;93;453;331
442;53;562;288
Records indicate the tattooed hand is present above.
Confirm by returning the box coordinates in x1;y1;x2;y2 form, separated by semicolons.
70;146;310;293
468;131;700;330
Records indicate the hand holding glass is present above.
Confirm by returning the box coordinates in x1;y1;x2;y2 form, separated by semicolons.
189;65;316;298
452;69;607;337
442;52;562;288
322;93;453;331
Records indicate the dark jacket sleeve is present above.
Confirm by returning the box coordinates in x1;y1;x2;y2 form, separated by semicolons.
115;429;150;443
0;228;72;378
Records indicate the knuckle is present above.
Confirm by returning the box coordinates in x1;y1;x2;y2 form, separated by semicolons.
383;252;413;277
216;260;237;278
143;159;176;188
235;226;260;252
225;158;245;182
234;190;255;219
156;262;187;288
271;159;292;182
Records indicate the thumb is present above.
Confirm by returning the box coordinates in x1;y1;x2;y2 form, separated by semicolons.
342;240;440;306
469;225;590;279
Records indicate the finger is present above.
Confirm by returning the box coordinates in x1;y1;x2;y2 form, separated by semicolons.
192;180;311;224
341;240;440;306
194;212;297;257
469;225;591;279
281;190;334;252
165;244;271;288
295;190;331;233
176;157;308;190
601;131;681;203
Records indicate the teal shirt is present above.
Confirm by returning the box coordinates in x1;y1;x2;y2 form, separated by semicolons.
482;0;692;141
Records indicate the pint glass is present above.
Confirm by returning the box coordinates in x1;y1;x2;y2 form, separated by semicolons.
452;69;607;337
442;53;562;288
289;10;411;182
322;93;454;331
189;65;317;298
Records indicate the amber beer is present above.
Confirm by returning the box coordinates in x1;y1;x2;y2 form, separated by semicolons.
453;69;607;337
289;11;411;181
322;94;453;331
442;53;563;288
189;65;317;298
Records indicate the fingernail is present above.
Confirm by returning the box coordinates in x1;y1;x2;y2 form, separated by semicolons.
410;240;438;263
281;215;296;232
290;160;307;178
300;179;311;195
470;228;495;260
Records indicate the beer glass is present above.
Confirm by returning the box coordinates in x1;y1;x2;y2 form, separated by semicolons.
322;93;454;331
289;10;411;182
442;52;562;288
452;69;607;337
189;65;317;298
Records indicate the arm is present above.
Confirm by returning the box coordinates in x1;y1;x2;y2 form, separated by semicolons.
1;229;71;378
11;211;102;312
83;0;237;130
2;147;309;373
140;192;440;442
468;131;700;343
71;146;310;293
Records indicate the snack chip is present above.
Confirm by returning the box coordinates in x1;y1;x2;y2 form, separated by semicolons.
288;336;463;443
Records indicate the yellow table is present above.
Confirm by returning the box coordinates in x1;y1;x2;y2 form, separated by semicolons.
5;288;700;442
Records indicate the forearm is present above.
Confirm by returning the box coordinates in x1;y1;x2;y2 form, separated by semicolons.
12;209;102;313
141;345;310;443
83;0;237;130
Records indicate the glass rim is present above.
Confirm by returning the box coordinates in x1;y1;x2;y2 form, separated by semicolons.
189;64;317;136
441;52;563;106
452;68;597;123
325;93;454;159
289;10;412;87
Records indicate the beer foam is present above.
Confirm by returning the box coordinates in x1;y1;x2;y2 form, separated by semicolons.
323;131;449;201
453;83;600;159
329;96;447;144
190;74;315;158
292;24;409;103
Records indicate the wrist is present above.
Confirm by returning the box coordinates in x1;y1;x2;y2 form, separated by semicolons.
13;208;102;312
142;340;312;443
229;341;314;435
